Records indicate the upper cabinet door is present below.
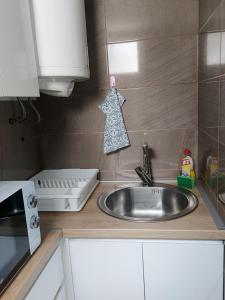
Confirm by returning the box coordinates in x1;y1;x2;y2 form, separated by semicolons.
0;0;39;97
143;240;224;300
69;240;145;300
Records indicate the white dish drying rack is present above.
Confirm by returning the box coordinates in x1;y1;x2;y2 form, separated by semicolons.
30;169;99;212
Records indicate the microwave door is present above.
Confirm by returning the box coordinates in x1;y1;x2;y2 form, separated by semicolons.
0;190;30;294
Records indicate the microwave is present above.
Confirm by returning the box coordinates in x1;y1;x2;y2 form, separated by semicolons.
0;181;41;295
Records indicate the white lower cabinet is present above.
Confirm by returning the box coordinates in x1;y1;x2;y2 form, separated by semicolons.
25;246;65;300
55;286;67;300
69;240;145;300
68;239;224;300
143;240;224;300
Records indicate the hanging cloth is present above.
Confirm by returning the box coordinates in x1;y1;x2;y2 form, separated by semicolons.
99;87;130;154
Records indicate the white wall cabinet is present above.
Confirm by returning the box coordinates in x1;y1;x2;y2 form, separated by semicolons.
143;240;224;300
0;0;39;97
69;240;145;300
69;239;224;300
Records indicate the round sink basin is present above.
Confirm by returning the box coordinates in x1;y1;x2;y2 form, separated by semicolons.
97;184;198;222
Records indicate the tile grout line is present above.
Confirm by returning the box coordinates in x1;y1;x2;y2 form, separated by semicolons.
199;0;224;32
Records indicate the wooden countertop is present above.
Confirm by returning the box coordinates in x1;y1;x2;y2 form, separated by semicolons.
1;182;225;300
40;183;225;240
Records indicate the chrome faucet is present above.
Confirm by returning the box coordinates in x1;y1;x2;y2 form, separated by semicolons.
135;143;154;186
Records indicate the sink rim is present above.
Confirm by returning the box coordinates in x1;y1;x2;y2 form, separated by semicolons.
97;183;198;222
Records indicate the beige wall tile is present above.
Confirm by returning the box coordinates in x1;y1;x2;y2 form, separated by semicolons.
122;84;197;131
105;0;198;42
0;101;42;180
199;0;222;30
219;127;225;145
2;136;42;180
40;132;118;174
221;32;225;75
40;133;103;169
201;0;225;32
37;91;107;134
140;129;189;170
115;169;180;181
85;0;106;46
220;80;225;126
117;132;144;171
199;81;220;128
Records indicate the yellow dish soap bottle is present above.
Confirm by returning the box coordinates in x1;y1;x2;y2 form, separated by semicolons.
177;149;196;189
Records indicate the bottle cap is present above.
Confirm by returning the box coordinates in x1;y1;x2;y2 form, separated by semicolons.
184;148;191;156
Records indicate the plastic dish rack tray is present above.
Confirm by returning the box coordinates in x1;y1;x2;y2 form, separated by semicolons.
30;169;99;212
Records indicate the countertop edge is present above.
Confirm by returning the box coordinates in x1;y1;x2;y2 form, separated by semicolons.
62;228;225;240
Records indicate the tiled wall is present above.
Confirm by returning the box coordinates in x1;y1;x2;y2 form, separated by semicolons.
199;0;225;216
0;100;42;180
37;0;198;181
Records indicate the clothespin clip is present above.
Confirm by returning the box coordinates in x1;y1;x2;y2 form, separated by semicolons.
110;76;116;89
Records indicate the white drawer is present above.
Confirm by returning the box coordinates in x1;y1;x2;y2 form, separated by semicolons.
25;246;64;300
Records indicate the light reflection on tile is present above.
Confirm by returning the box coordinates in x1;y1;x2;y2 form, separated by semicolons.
206;33;221;66
108;42;139;74
199;32;221;81
221;32;225;75
108;36;197;89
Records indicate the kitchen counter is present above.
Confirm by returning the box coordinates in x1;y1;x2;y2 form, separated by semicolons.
40;183;225;240
1;182;225;300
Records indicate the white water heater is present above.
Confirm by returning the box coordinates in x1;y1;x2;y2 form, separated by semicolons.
31;0;90;97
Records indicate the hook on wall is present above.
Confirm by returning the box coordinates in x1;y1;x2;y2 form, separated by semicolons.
110;76;116;88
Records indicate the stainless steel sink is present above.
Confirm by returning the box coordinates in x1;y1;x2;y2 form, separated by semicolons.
97;184;198;222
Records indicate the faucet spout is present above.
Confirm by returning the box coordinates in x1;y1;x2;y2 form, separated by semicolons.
135;143;154;186
143;144;151;175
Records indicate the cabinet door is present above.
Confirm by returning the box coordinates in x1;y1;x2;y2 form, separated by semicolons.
25;247;64;300
55;286;67;300
0;0;39;97
143;240;224;300
69;240;144;300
